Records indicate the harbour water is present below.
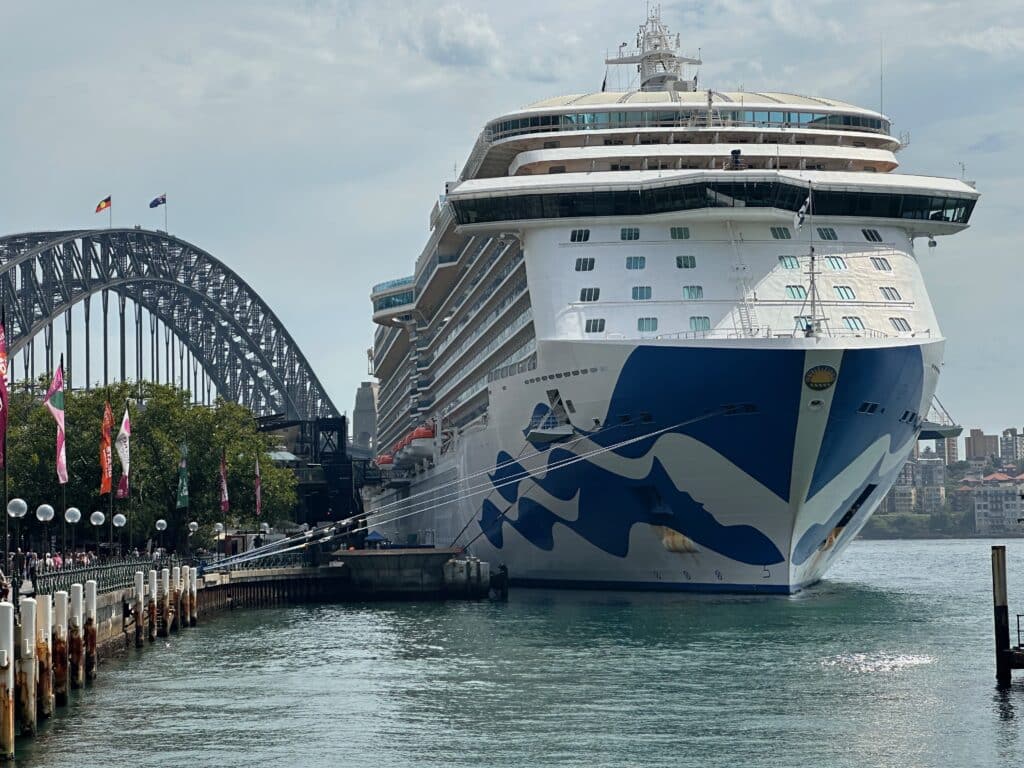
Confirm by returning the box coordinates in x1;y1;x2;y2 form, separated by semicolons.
16;539;1024;767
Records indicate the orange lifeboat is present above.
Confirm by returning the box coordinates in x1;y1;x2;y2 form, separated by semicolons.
410;423;435;458
374;454;394;471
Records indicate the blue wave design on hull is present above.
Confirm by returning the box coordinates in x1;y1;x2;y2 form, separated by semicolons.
481;451;785;566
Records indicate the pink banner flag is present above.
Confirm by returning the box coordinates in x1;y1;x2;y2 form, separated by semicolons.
220;451;229;513
115;406;131;499
0;319;8;469
43;364;67;484
255;457;262;516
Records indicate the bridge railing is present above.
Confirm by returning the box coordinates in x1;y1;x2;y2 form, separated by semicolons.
202;551;309;573
34;556;184;596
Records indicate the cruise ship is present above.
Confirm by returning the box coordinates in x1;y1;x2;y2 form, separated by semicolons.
366;11;978;593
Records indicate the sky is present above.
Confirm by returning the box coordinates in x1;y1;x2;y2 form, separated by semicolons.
0;0;1021;437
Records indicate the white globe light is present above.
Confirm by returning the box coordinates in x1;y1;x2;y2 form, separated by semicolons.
6;499;27;519
259;522;270;533
112;514;127;528
35;504;55;523
155;519;167;532
65;507;81;524
90;511;105;526
188;521;199;533
213;523;224;534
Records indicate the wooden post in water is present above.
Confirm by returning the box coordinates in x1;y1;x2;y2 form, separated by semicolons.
159;569;170;638
17;597;37;736
52;592;69;707
133;572;144;649
171;567;181;633
180;566;190;630
0;602;15;761
147;571;157;643
69;585;84;689
35;595;53;719
189;568;198;626
993;545;1012;687
84;580;97;683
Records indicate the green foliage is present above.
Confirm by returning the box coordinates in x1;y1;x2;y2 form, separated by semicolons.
6;381;296;553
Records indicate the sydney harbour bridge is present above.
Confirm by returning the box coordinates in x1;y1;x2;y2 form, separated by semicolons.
0;228;338;421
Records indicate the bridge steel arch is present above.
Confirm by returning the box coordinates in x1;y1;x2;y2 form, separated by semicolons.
0;228;338;420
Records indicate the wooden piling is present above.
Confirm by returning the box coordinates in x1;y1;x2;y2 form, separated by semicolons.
35;595;53;719
52;592;69;707
69;584;84;690
189;568;198;626
147;571;157;643
84;580;97;683
180;566;190;630
159;569;170;638
17;598;37;736
133;572;145;649
993;545;1012;687
0;602;15;762
171;567;181;633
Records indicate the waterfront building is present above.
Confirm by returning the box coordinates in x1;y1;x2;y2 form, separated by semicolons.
367;10;979;592
934;436;959;466
353;382;378;452
973;477;1024;536
1000;428;1022;464
965;428;1000;462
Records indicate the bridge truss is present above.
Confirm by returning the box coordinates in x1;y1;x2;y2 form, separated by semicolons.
0;228;338;420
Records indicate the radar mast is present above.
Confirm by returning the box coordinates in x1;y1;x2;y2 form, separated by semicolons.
605;6;702;92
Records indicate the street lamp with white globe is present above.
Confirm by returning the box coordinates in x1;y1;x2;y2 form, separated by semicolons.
112;514;127;557
6;497;27;568
155;518;167;553
36;504;54;557
64;507;81;555
90;511;105;557
214;522;225;562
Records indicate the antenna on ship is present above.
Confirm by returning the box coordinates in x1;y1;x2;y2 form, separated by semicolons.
794;182;822;338
605;5;701;92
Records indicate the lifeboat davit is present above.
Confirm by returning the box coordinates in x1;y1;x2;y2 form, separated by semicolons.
410;424;435;458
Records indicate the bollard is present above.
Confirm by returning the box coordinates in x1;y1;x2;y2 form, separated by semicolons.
35;595;53;719
190;568;198;626
69;584;84;689
17;598;37;736
133;572;145;649
53;592;69;707
0;603;14;761
180;566;190;630
84;581;97;683
160;569;170;638
993;545;1012;687
147;571;158;643
171;567;181;633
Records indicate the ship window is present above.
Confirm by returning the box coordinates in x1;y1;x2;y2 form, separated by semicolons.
889;317;912;332
862;228;883;242
611;164;632;171
871;256;892;271
689;316;711;331
603;139;624;146
565;399;576;414
579;287;601;302
825;256;847;270
778;255;800;269
575;257;595;272
771;226;792;240
817;227;838;241
682;285;704;300
786;285;807;299
834;285;856;300
880;286;902;301
632;286;652;301
570;228;590;243
794;315;812;331
620;227;640;241
543;140;560;149
585;318;606;333
637;317;658;332
670;226;690;240
676;255;697;269
842;316;865;330
858;402;880;414
625;256;646;270
548;166;566;174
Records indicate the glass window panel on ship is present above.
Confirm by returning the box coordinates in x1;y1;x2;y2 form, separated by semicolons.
626;256;646;270
676;255;697;269
779;255;800;269
451;183;975;227
575;257;595;272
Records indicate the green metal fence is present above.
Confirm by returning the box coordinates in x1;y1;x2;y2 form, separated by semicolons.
33;556;184;596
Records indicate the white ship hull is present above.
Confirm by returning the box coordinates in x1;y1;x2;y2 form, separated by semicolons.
370;337;942;593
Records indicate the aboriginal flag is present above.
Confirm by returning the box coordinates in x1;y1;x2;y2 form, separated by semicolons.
95;196;111;213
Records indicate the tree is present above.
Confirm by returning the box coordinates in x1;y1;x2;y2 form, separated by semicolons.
5;380;296;554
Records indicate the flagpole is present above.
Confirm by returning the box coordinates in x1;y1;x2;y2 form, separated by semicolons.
164;196;168;232
2;305;8;575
